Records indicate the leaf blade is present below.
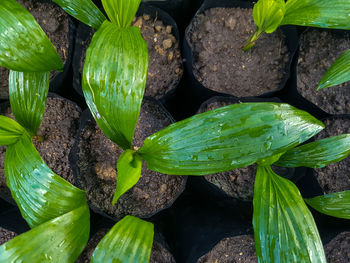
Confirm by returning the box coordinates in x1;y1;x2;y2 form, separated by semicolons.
91;215;154;263
317;49;350;90
5;133;87;228
139;103;324;175
102;0;142;27
52;0;106;29
253;0;286;33
113;150;143;205
9;70;49;135
276;134;350;168
0;0;63;72
82;21;148;150
0;115;26;146
305;191;350;219
282;0;350;30
0;205;90;263
253;165;326;262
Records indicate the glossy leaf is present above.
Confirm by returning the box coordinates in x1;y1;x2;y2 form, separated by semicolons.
91;215;154;263
82;21;148;150
318;49;350;90
138;103;324;175
113;150;143;205
5;133;87;228
0;205;90;263
102;0;142;27
253;165;326;262
0;0;63;72
0;115;26;146
52;0;106;29
282;0;350;30
276;134;350;168
305;191;350;219
9;70;49;135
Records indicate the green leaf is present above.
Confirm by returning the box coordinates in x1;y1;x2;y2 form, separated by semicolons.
52;0;106;29
113;149;143;205
305;191;350;219
102;0;142;27
276;134;350;168
0;205;90;263
0;115;26;146
317;49;350;90
138;103;324;175
5;133;87;228
282;0;350;30
9;70;49;135
253;0;286;33
243;0;285;51
253;165;326;263
91;215;154;263
82;21;148;150
0;0;63;72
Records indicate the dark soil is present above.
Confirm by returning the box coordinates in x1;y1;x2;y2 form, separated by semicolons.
78;14;183;99
0;97;81;199
0;0;69;100
197;235;257;263
76;228;176;263
313;118;350;194
187;7;289;97
297;29;350;114
324;232;350;263
198;99;296;201
0;227;16;245
76;100;186;220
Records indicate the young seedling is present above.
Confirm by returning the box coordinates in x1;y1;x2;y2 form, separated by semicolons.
243;0;350;50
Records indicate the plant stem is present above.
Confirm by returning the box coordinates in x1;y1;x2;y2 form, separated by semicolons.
242;28;263;52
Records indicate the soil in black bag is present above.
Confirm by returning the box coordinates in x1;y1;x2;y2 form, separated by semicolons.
0;0;69;100
77;14;182;100
324;232;350;263
313;118;350;194
0;97;81;200
197;235;257;263
0;227;17;245
76;228;176;263
187;7;289;97
197;98;296;201
75;100;186;220
297;29;350;114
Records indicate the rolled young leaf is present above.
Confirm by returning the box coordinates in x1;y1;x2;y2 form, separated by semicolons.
138;103;324;175
253;165;326;263
317;49;350;90
0;115;26;146
0;0;63;72
52;0;106;29
5;133;87;228
91;215;154;263
282;0;350;30
0;205;90;263
275;134;350;168
243;0;285;51
102;0;142;28
305;191;350;219
9;70;49;135
82;21;148;150
113;149;143;205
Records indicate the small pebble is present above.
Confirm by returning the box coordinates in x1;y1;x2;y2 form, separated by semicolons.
165;25;172;34
143;14;150;21
163;39;173;50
